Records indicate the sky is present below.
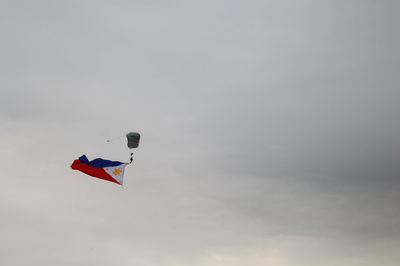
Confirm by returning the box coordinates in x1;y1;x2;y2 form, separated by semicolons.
1;1;400;265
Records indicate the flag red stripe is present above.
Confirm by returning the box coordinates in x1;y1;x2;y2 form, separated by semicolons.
71;160;120;185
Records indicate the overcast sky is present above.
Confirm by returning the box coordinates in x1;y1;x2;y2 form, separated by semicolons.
1;1;400;265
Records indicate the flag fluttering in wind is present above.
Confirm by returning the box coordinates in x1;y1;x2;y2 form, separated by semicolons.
71;155;128;185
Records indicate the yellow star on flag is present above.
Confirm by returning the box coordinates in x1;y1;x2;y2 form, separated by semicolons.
112;168;122;175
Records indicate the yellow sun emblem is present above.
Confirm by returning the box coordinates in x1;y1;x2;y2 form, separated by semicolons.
112;168;122;175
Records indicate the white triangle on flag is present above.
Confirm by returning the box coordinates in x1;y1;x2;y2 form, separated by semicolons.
103;164;127;185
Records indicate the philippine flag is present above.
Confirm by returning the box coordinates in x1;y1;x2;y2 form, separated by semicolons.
71;155;128;185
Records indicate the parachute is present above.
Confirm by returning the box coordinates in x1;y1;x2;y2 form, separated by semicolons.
126;132;140;163
106;132;141;164
126;132;140;148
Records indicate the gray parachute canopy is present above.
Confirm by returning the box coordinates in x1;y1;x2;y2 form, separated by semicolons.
126;132;140;148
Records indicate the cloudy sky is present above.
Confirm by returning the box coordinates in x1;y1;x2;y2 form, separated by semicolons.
1;1;400;265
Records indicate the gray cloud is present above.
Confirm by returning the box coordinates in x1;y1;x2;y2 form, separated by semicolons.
1;1;400;265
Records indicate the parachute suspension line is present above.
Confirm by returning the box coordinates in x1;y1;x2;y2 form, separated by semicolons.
129;152;134;164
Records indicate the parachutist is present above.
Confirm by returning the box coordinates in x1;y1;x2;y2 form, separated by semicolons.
106;132;140;164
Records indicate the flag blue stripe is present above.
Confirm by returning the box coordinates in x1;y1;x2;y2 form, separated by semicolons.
79;155;124;168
